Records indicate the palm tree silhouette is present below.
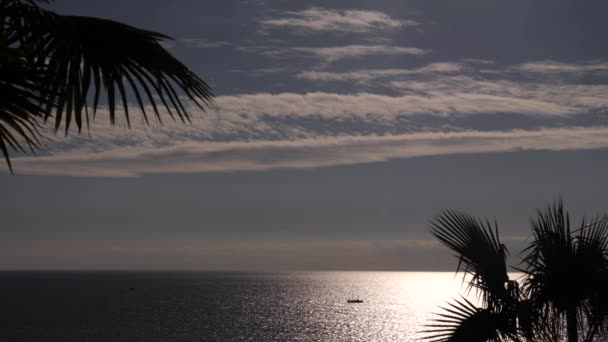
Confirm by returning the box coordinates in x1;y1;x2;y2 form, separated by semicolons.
423;200;608;342
1;0;213;171
521;201;608;341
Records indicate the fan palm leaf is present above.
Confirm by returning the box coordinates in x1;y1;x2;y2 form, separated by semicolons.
521;200;608;342
1;0;214;170
34;13;214;131
430;210;511;306
426;200;608;342
422;297;513;342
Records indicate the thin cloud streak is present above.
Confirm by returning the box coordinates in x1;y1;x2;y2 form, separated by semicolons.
513;60;608;74
259;7;419;34
10;126;608;177
296;60;608;83
297;63;462;81
293;45;427;63
240;44;428;63
213;91;575;119
390;76;608;110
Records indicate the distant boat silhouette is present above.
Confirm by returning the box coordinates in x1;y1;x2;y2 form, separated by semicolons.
347;299;363;303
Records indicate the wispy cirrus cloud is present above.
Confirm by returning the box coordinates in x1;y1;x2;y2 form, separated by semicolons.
291;59;608;111
390;76;608;109
212;91;574;120
240;44;428;63
259;7;419;34
293;45;427;63
513;60;608;74
296;60;608;83
18;76;602;159
297;62;462;82
10;126;608;177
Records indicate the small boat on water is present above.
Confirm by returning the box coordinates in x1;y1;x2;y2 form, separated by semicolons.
347;299;363;303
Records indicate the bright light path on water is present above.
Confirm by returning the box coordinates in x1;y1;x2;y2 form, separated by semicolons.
273;272;485;341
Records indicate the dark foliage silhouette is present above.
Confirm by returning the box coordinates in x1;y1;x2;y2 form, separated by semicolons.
0;0;213;171
423;200;608;342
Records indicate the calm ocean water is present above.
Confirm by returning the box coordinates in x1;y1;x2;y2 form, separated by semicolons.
0;271;467;342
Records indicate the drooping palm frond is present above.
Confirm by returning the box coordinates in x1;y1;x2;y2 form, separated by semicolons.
20;3;213;131
430;210;511;306
37;15;213;132
421;297;512;342
1;0;214;170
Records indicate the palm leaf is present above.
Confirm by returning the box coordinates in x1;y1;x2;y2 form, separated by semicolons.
430;210;511;306
31;11;214;133
1;0;214;170
576;216;608;341
0;44;45;172
521;200;608;341
421;297;509;342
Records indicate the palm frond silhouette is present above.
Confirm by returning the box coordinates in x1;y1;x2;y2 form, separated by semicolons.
1;0;213;171
424;200;608;342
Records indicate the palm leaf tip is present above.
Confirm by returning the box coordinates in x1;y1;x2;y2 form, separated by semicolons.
0;45;46;173
420;298;505;342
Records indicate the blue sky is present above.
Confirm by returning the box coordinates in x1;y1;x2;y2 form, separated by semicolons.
1;0;608;270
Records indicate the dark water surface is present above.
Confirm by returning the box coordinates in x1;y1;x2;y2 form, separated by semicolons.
0;271;462;342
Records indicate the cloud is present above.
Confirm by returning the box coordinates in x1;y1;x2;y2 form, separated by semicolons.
297;63;463;81
295;59;608;85
27;80;601;154
390;76;608;109
513;60;608;74
259;7;419;34
241;44;428;63
294;45;427;63
212;91;575;121
9;126;608;177
180;38;231;48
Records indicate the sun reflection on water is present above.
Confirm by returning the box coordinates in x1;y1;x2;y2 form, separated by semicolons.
285;271;470;341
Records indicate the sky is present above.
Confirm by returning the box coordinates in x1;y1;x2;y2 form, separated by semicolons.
1;0;608;270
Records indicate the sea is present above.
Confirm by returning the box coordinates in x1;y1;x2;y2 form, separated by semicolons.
0;271;471;342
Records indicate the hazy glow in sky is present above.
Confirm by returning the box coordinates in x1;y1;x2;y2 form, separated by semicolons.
1;0;608;270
